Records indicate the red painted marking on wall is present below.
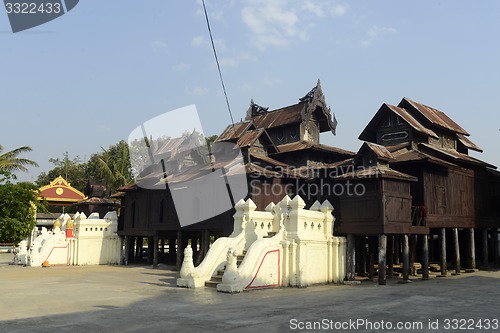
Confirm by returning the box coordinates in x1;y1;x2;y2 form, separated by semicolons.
42;243;70;265
245;249;280;289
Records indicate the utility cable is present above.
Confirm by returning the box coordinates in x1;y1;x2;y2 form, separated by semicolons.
201;0;236;133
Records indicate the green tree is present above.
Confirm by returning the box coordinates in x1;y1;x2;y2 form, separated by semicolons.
92;140;133;193
205;135;218;149
35;152;86;192
0;145;38;175
0;181;45;244
36;141;133;195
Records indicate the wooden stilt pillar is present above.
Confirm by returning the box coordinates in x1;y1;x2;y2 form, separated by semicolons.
360;237;367;277
402;234;410;281
346;234;356;281
482;229;489;267
147;237;154;264
169;237;176;255
422;234;429;280
387;235;394;278
129;236;136;263
176;230;183;272
201;230;210;259
124;235;130;265
440;228;447;276
394;236;400;265
153;235;159;269
191;237;197;262
378;234;387;285
493;229;499;264
453;228;461;275
369;237;375;280
136;237;143;260
469;228;476;270
408;235;416;275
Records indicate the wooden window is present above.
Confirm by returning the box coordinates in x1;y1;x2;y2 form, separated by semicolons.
382;117;391;128
437;185;446;213
276;130;284;142
381;131;409;142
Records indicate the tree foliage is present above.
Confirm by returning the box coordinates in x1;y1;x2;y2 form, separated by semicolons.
35;152;86;191
91;140;133;192
36;141;133;194
0;181;44;244
0;144;38;174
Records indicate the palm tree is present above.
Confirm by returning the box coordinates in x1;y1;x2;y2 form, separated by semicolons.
95;140;132;192
0;145;39;174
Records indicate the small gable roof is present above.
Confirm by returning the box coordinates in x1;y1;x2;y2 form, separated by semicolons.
359;103;439;142
235;128;277;153
398;97;469;135
457;133;483;152
217;121;254;142
358;142;394;161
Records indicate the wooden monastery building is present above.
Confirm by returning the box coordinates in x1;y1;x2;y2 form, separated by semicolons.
116;81;500;284
116;81;354;268
336;97;500;283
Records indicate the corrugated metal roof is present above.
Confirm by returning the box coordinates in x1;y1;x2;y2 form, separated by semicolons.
276;141;355;156
236;129;265;148
75;197;119;206
318;158;355;169
392;150;457;167
419;143;495;169
217;121;253;141
336;166;417;182
385;142;411;153
116;183;139;192
391;149;457;167
251;154;289;168
361;142;395;160
457;133;483;152
252;103;304;129
385;104;439;139
401;98;469;135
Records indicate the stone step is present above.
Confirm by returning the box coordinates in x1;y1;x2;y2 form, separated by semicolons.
204;280;219;288
210;276;222;283
205;251;248;288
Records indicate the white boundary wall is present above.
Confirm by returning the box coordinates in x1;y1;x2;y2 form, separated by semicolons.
15;211;121;267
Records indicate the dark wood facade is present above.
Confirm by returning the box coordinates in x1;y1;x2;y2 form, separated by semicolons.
346;97;500;283
117;81;353;266
115;88;499;280
332;142;426;235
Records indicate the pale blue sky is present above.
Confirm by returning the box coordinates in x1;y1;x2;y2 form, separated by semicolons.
1;0;499;182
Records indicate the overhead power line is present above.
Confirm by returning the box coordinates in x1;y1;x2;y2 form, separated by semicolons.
201;0;236;132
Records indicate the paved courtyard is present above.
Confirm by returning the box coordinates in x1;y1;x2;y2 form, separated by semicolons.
1;253;499;333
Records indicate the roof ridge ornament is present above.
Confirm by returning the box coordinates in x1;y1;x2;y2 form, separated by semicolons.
245;99;269;119
299;86;317;103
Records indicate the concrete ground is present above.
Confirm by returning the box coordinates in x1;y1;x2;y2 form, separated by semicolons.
1;253;499;333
